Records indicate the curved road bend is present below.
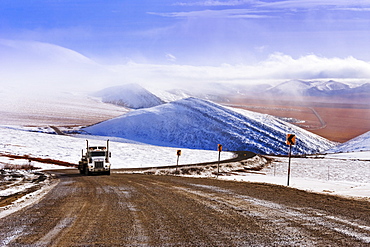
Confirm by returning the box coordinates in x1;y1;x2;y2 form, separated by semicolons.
50;126;65;135
1;170;370;246
308;107;327;130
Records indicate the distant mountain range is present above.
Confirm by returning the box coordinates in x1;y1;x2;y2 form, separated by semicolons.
94;80;370;109
265;80;370;98
84;97;335;155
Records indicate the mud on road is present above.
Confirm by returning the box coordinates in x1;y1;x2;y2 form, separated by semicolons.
0;169;54;209
1;170;370;246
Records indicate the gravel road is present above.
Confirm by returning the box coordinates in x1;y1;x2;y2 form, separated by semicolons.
1;170;370;246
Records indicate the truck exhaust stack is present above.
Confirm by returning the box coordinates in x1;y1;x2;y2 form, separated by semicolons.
106;139;109;163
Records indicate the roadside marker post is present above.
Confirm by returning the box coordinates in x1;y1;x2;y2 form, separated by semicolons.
217;144;222;178
286;134;296;186
176;150;181;172
287;144;292;186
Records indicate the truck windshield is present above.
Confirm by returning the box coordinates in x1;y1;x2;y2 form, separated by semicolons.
90;151;106;157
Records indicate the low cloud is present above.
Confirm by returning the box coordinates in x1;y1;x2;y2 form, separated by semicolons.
113;54;370;88
255;53;370;79
1;40;370;94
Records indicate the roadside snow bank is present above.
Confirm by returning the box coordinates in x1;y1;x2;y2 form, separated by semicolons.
128;155;269;177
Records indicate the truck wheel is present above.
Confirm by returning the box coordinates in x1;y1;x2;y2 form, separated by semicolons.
85;167;90;176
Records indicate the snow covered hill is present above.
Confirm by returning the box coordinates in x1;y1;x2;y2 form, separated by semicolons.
94;84;164;109
327;130;370;153
84;97;335;155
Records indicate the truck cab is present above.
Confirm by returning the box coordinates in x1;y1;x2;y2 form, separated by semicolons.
79;140;111;175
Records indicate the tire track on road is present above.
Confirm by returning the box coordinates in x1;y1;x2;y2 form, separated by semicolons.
1;172;370;246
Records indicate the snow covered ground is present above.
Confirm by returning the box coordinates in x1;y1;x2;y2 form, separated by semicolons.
0;126;235;169
0;126;369;203
221;154;370;200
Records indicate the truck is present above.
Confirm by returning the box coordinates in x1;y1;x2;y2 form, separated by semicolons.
78;140;111;175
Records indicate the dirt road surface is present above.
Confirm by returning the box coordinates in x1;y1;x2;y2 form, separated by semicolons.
1;170;370;246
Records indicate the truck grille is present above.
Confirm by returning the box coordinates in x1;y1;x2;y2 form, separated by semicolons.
95;161;104;168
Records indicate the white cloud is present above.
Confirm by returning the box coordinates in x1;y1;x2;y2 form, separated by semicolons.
175;0;370;11
148;8;273;19
166;53;177;62
335;7;370;11
256;53;370;79
1;40;370;94
254;45;267;52
256;0;370;9
150;0;370;22
95;53;370;91
0;39;108;92
175;0;256;7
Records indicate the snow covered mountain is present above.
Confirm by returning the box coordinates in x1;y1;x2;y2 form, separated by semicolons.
266;80;370;98
266;80;312;97
94;84;164;109
84;97;335;155
327;131;370;153
314;80;350;92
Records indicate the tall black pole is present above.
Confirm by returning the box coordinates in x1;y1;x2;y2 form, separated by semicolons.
217;144;222;178
176;150;181;173
176;155;179;172
287;144;292;186
217;151;221;178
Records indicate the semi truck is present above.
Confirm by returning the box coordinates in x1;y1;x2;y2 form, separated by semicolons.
78;140;111;175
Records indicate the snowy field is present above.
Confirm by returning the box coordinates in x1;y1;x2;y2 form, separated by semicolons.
222;154;370;200
0;126;235;169
0;126;369;202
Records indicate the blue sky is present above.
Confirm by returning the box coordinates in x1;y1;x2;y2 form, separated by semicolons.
1;0;370;90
